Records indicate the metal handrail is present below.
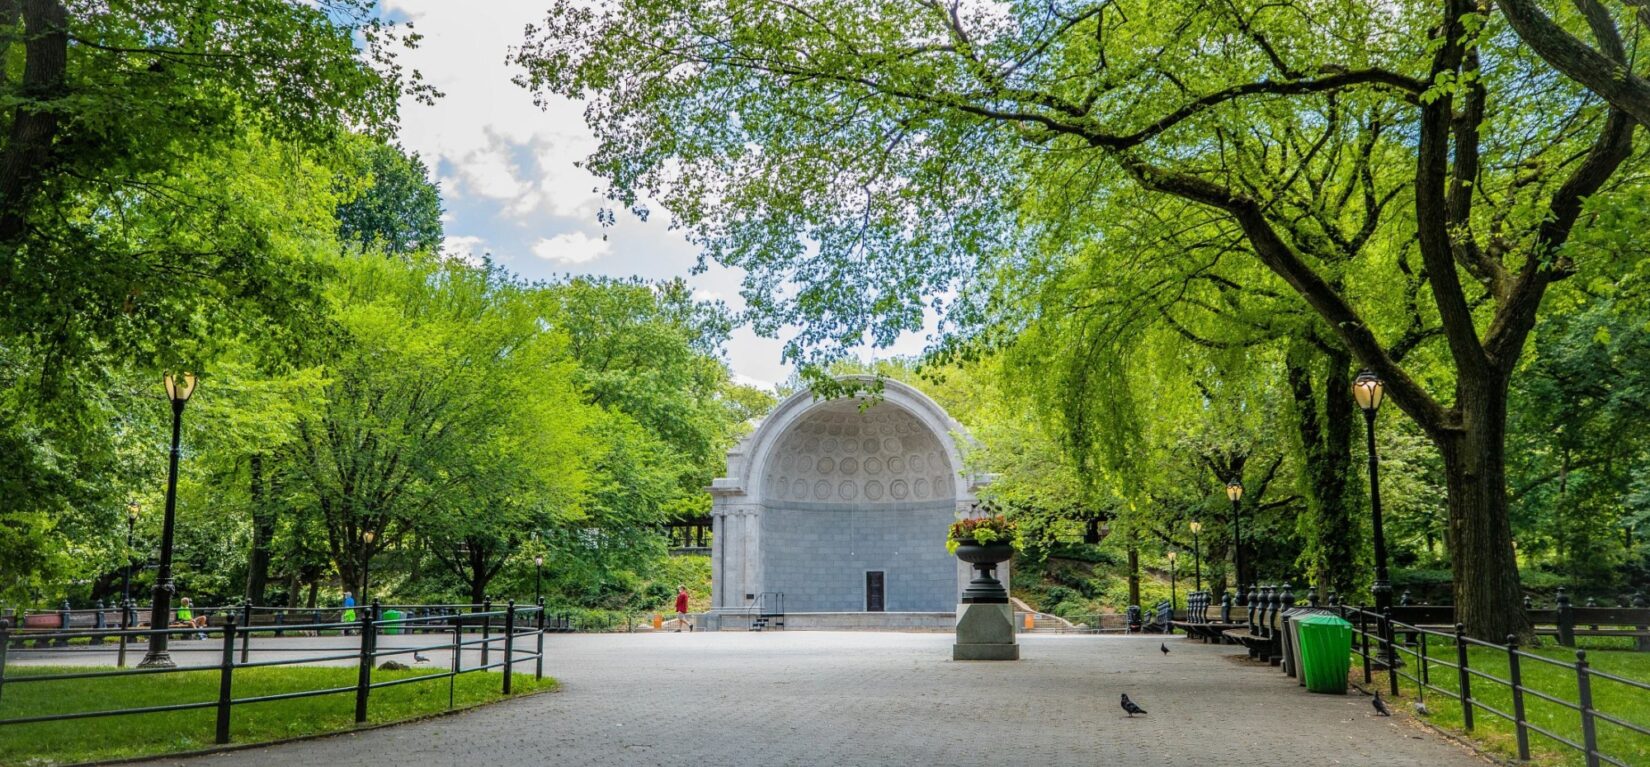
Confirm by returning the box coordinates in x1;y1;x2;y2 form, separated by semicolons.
1335;605;1648;767
0;601;548;745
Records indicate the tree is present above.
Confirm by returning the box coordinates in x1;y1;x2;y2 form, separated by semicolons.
281;254;593;597
335;139;444;257
0;0;426;593
537;276;744;502
519;0;1646;639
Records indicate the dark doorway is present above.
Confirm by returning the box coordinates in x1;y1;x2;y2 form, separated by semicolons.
866;571;886;612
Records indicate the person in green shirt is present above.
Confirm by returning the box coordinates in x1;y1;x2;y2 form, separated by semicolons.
341;591;356;634
176;597;208;640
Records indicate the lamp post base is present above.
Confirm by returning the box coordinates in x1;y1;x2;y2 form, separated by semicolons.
136;651;175;669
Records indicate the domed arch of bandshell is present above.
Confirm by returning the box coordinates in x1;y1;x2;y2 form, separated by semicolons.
709;375;995;614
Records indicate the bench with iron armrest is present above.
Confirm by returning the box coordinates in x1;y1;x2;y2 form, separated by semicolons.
1127;600;1175;634
1372;588;1649;652
1222;584;1299;664
1532;589;1650;651
1171;591;1248;644
6;602;142;648
1145;599;1175;634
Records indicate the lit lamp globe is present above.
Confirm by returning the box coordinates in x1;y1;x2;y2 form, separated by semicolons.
1352;369;1385;413
164;372;197;404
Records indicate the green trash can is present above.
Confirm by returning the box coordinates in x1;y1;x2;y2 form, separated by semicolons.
381;609;403;635
1296;614;1354;694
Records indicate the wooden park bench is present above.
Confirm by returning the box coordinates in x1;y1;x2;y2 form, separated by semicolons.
1127;600;1175;634
1171;591;1247;643
1223;584;1300;664
1531;590;1650;651
5;603;134;648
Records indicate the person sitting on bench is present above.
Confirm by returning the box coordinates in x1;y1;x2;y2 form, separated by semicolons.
175;597;208;639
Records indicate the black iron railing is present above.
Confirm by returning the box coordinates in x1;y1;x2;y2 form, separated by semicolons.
1338;605;1650;767
0;600;547;746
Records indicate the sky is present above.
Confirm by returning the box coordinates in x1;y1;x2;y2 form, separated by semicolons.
377;1;926;390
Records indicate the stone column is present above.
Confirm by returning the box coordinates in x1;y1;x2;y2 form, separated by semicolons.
743;506;763;603
710;512;725;609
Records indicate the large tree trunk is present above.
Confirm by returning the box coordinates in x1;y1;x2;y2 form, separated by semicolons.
0;0;68;246
244;454;275;604
1441;379;1531;642
466;540;496;605
335;559;361;600
1287;345;1359;600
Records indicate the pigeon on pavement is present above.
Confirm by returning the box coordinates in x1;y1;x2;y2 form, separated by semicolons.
1160;642;1169;655
1121;694;1148;717
1373;691;1392;716
413;652;431;664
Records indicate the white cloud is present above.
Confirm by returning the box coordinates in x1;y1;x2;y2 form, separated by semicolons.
379;1;605;224
531;232;611;265
452;136;528;201
378;1;922;385
442;234;489;266
732;371;779;392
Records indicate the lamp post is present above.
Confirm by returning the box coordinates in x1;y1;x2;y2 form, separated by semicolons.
122;502;139;619
1226;481;1245;604
119;501;139;668
1353;369;1396;669
1188;521;1203;592
361;530;376;604
1167;550;1179;612
534;554;544;604
139;372;197;668
1352;370;1392;615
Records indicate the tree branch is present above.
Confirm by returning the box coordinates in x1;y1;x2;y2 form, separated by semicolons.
1119;155;1455;435
1496;0;1650;126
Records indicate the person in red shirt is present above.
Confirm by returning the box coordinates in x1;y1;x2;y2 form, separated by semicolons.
674;586;691;632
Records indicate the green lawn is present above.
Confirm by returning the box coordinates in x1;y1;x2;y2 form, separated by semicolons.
1368;642;1650;767
0;665;554;765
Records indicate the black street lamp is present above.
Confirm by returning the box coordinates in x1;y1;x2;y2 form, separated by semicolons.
534;554;544;604
122;502;139;618
139;372;196;668
1226;481;1245;604
1188;520;1204;592
1353;369;1396;669
1167;550;1179;613
1352;370;1391;613
119;501;139;668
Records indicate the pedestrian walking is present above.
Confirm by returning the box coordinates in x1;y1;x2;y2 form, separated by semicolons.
342;591;356;635
674;585;691;632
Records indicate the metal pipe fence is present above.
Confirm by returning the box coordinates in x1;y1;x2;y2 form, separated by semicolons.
1337;605;1650;767
0;601;547;747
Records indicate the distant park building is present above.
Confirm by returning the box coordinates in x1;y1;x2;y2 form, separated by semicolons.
709;377;993;625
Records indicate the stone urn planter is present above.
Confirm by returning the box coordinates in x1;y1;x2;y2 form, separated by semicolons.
952;539;1018;660
955;541;1013;604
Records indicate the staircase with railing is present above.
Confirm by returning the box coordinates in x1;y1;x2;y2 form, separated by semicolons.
744;592;785;631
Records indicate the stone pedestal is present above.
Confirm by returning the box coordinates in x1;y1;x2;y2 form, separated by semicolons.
953;602;1019;661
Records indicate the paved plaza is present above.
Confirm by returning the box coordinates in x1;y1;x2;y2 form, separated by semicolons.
91;631;1489;767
